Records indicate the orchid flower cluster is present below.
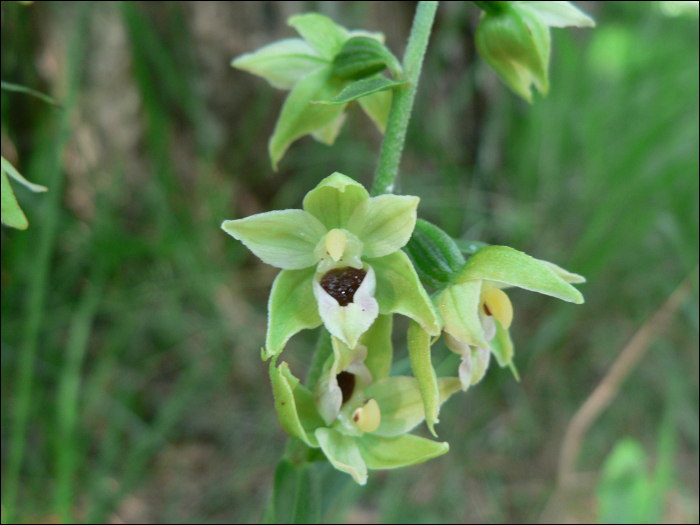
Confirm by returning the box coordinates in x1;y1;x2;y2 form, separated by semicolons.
224;3;592;486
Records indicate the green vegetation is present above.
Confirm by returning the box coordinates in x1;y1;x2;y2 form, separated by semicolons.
1;2;697;523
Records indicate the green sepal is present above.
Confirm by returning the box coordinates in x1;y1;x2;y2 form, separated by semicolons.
370;251;441;336
357;88;392;133
435;280;491;349
361;314;393;382
313;76;407;105
265;268;322;359
315;428;367;485
270;358;324;447
302;172;369;231
407;320;440;437
231;38;328;90
222;209;326;270
540;259;586;284
347;195;419;258
332;36;403;80
404;219;466;290
490;318;514;368
288;13;349;61
269;67;348;170
364;376;461;438
2;156;48;193
455;246;584;303
356;433;450;470
525;1;596;28
1;166;28;230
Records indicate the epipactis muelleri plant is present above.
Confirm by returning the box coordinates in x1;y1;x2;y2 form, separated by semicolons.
225;1;592;487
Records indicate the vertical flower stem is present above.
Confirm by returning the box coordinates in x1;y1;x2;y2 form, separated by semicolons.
371;1;439;196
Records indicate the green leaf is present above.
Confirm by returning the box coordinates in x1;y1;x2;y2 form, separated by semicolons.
332;36;403;80
222;209;326;270
347;195;418;258
314;76;408;105
1;167;28;230
357;88;392;133
360;314;393;382
490;318;514;368
266;268;323;358
270;359;323;447
2;156;48;193
269;67;348;170
365;376;461;438
231;38;329;90
302;172;369;231
371;251;441;336
404;219;466;289
455;246;584;303
436;280;491;349
407;320;440;436
357;433;449;470
288;13;349;61
314;428;367;485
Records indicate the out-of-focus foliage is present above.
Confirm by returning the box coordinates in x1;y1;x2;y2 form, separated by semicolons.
1;2;697;523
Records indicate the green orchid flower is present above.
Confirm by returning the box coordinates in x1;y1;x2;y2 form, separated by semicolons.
270;318;462;485
221;172;440;358
232;13;399;169
435;245;585;389
475;1;595;102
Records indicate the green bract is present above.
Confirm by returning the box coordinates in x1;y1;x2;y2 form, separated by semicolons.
232;13;402;169
435;245;585;389
270;326;462;485
475;1;595;102
221;172;440;358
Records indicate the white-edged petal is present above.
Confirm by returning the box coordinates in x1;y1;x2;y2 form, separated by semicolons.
313;265;379;348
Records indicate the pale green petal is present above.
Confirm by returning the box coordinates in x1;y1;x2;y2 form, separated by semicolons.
365;376;461;438
265;268;322;359
456;246;584;303
540;259;586;283
436;280;491;349
407;320;440;437
269;67;348;170
302;172;369;230
522;1;596;27
357;433;449;470
315;428;368;485
222;209;326;270
270;359;323;447
346;195;418;258
490;318;514;368
288;13;349;61
371;251;441;336
360;314;393;382
358;88;392;133
1;167;28;230
231;38;328;90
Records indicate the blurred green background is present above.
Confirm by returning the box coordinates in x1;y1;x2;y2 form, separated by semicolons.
1;1;698;523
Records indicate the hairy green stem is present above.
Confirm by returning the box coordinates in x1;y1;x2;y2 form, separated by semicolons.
371;1;438;196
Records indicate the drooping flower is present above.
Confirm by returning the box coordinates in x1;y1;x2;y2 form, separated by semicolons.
221;172;440;358
475;1;595;102
232;13;400;169
270;316;462;485
435;245;585;389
